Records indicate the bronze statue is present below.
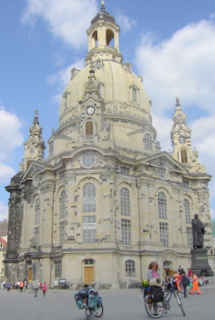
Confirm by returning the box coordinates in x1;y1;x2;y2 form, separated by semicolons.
191;214;205;249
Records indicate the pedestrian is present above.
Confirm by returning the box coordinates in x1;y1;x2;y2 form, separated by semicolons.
147;262;160;280
178;265;184;275
189;272;202;294
17;280;20;291
19;280;24;292
180;271;190;297
54;279;58;290
33;280;40;297
173;271;181;291
42;281;48;297
6;280;11;292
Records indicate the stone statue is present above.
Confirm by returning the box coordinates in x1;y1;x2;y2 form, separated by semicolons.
191;214;205;249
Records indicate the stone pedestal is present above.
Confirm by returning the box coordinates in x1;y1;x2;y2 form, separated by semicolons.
190;248;214;277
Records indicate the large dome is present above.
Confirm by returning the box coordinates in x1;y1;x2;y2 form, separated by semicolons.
58;4;152;131
59;60;151;128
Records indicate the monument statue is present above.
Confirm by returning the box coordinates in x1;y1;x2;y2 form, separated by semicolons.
191;214;205;249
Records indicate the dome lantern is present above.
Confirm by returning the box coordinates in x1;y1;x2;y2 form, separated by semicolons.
85;2;122;64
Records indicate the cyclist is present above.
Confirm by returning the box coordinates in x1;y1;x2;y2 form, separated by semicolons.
148;262;160;280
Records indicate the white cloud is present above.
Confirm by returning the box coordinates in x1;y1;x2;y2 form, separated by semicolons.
135;19;215;115
0;108;24;162
47;59;85;104
0;163;16;185
0;202;8;222
116;12;136;32
21;0;98;48
0;108;23;186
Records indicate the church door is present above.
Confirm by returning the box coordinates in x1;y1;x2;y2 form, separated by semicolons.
84;267;94;285
28;268;32;281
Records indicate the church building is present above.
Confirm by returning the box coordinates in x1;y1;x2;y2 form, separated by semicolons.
5;2;214;288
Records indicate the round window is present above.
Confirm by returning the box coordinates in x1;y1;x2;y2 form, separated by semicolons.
82;153;96;168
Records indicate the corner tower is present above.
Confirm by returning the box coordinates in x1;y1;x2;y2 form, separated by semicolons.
170;98;206;173
21;110;45;171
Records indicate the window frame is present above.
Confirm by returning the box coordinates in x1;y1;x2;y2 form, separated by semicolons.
83;216;96;243
121;219;131;245
125;259;135;276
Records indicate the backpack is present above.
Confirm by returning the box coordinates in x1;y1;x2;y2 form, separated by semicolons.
149;286;164;302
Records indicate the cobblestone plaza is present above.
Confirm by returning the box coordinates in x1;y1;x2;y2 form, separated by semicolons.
1;280;215;320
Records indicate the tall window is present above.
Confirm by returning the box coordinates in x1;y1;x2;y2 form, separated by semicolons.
83;216;96;243
184;199;191;224
121;219;131;245
132;88;137;102
181;149;188;163
158;164;166;178
145;134;153;150
121;188;130;216
55;260;62;277
34;226;40;246
85;121;93;135
60;190;66;219
125;260;135;276
35;198;40;225
158;192;167;219
159;222;168;246
83;183;96;212
59;221;66;244
186;227;192;246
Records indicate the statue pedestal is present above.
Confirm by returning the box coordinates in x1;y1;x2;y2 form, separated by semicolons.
190;248;214;277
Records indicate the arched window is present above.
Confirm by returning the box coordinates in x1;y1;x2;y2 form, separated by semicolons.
106;29;114;46
84;259;94;265
121;188;130;216
83;183;96;212
125;260;135;276
158;192;167;219
181;149;188;163
92;31;98;47
145;134;153;150
184;199;191;224
85;121;93;135
35;197;40;225
59;190;66;219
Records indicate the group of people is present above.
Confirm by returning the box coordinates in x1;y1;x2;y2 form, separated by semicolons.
147;262;203;298
1;278;48;297
29;280;48;297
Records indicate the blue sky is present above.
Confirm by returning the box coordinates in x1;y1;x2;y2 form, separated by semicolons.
0;0;215;221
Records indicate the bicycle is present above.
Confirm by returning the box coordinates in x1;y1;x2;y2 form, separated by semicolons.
141;279;186;318
74;284;104;320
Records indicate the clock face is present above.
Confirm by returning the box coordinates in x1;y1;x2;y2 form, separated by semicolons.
87;106;95;115
178;136;186;144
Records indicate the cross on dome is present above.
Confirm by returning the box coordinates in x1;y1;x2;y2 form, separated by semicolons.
100;0;105;11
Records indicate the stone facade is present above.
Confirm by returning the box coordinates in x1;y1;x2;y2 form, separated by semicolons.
4;3;214;288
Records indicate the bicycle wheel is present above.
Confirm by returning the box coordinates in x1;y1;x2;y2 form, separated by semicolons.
145;295;165;318
174;292;186;317
92;300;104;318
